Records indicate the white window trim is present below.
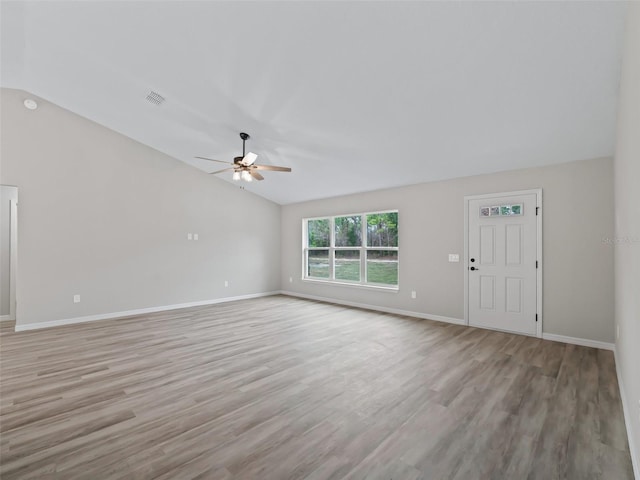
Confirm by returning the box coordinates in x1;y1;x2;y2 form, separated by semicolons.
302;210;399;289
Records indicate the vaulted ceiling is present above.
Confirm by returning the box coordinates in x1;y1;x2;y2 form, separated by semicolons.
1;1;627;204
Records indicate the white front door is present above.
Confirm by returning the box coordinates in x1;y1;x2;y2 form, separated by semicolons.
467;192;539;336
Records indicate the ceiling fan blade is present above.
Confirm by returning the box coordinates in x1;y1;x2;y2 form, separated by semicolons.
253;164;292;172
209;168;235;175
195;156;232;165
249;170;264;181
241;152;258;166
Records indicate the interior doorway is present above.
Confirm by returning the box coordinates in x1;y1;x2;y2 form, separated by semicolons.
1;185;18;322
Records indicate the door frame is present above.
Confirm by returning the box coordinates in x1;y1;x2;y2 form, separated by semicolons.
463;188;543;338
1;186;18;322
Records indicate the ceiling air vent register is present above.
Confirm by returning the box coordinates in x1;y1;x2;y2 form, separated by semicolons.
145;91;165;105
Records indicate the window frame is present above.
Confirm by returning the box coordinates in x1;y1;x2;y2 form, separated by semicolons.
302;210;399;290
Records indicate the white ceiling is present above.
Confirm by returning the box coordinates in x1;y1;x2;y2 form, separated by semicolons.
1;1;627;205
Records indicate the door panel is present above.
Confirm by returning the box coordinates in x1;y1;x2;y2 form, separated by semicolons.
505;224;522;265
479;226;495;265
479;275;496;310
468;193;537;335
505;277;523;313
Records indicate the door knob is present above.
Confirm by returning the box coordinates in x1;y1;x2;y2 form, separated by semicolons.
470;266;479;271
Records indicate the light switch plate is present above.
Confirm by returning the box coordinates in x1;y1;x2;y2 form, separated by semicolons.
194;234;199;240
73;294;81;303
448;254;460;262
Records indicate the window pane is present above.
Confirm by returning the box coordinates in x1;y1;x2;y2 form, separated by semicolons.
367;250;398;285
334;216;362;247
366;212;398;247
307;219;330;248
307;250;329;278
335;250;360;282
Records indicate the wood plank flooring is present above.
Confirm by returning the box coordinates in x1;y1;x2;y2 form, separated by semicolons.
0;295;634;479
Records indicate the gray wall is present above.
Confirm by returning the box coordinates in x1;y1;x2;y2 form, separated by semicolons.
0;88;281;327
614;2;640;468
282;157;615;343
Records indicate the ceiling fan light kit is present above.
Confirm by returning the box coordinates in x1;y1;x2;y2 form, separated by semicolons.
243;152;258;166
196;132;292;183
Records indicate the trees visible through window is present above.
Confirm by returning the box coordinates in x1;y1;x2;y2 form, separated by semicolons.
303;211;398;287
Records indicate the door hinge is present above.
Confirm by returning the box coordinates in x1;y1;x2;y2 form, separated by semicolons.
536;260;539;268
536;314;538;322
536;206;539;215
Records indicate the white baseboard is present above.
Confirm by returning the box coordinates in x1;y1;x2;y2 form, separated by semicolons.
541;332;615;351
13;291;281;332
281;292;618;351
614;348;640;480
279;290;466;326
0;314;14;322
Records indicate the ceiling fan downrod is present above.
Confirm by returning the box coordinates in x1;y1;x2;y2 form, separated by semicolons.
239;132;249;157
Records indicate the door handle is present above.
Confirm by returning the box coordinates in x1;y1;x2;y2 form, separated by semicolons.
470;266;479;271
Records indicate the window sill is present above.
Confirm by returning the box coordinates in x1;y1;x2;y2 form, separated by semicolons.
301;278;399;293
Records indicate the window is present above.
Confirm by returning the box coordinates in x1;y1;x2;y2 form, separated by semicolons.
303;211;398;288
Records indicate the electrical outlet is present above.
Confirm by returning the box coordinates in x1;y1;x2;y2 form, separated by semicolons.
224;280;229;287
73;294;81;303
187;233;193;240
289;277;293;283
194;234;199;241
411;291;417;299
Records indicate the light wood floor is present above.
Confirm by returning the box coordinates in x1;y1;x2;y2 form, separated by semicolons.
0;295;633;479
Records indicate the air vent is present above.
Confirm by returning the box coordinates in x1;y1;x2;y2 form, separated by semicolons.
145;91;165;105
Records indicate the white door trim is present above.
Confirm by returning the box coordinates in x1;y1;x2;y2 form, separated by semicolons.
9;197;17;321
1;187;18;322
464;189;542;338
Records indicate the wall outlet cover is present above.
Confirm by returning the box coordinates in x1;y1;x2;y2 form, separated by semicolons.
73;294;81;303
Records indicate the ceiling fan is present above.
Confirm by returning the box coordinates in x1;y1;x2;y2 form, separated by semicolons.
196;132;291;182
